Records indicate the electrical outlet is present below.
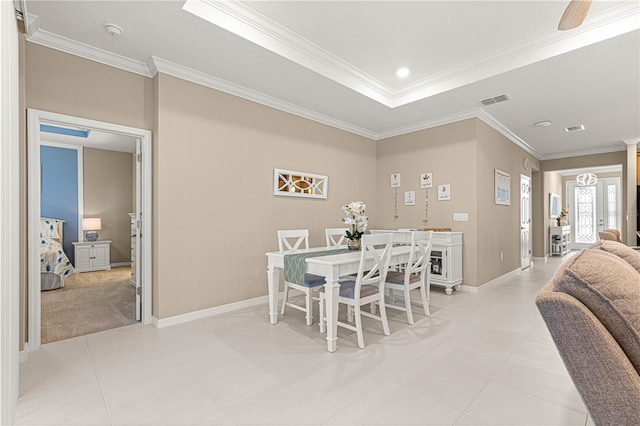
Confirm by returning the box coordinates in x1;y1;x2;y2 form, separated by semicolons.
453;213;468;221
500;252;504;260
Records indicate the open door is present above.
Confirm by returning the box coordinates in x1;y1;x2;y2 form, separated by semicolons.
520;175;531;269
134;138;142;321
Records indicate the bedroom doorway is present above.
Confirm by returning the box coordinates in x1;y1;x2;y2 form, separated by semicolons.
27;109;152;351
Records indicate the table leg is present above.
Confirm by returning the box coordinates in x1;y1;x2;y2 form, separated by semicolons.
267;266;280;324
324;278;340;352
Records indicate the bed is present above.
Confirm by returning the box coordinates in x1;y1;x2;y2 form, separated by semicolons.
40;217;75;290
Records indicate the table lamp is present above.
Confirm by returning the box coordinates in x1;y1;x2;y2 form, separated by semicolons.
83;218;102;241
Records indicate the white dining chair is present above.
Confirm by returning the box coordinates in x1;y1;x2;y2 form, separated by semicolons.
318;233;394;349
278;229;325;325
384;230;433;325
325;227;348;247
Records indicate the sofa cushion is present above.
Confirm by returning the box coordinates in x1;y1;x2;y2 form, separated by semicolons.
553;249;640;374
591;240;640;273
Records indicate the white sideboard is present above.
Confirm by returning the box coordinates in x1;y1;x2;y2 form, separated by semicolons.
370;230;463;295
73;240;112;273
550;225;571;256
430;232;464;294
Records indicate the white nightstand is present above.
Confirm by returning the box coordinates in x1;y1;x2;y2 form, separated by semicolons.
73;240;112;273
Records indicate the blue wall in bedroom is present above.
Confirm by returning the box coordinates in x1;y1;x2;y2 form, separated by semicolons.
41;145;78;265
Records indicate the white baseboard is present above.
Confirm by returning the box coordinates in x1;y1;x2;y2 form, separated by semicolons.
19;343;29;362
459;285;479;294
459;268;522;293
153;295;270;328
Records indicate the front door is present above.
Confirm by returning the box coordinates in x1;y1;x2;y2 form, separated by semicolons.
520;175;531;269
567;177;621;249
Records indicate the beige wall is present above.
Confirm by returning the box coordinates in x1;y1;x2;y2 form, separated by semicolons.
154;73;376;318
531;168;543;257
376;119;539;286
543;171;563;255
24;42;153;129
376;119;478;284
475;120;539;284
83;148;134;264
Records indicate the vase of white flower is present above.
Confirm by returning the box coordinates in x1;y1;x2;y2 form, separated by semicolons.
342;201;368;250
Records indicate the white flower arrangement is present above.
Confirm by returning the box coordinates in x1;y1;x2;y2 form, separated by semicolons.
341;201;368;240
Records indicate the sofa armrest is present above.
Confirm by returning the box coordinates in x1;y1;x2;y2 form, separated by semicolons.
536;283;640;425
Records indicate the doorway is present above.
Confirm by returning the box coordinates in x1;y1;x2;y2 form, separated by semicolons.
27;109;152;351
567;176;622;249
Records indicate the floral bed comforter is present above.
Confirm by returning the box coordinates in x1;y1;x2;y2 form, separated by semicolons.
40;238;75;282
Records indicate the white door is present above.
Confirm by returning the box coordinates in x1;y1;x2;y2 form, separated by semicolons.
134;139;142;321
567;177;621;249
520;175;531;269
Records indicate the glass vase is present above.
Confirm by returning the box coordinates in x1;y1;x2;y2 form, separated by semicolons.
347;238;361;251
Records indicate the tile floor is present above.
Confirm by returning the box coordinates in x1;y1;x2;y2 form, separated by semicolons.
17;255;593;425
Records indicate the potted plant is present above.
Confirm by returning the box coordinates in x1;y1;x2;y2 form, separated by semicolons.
342;201;368;250
557;209;569;226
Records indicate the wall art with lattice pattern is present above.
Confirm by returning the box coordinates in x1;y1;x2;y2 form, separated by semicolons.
273;168;328;199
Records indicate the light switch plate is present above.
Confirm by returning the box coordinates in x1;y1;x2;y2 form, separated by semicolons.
453;213;468;222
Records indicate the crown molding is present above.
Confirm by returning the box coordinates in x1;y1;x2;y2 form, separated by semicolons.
375;108;479;140
475;109;541;159
539;144;626;161
149;56;379;140
184;0;640;109
26;27;151;77
182;0;394;106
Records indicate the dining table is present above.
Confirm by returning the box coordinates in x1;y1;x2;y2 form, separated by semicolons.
265;242;417;352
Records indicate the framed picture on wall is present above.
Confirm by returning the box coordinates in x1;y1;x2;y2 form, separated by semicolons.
550;193;560;218
438;184;451;201
390;173;401;188
495;169;510;205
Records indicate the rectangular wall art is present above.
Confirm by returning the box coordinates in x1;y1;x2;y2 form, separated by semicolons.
495;169;511;205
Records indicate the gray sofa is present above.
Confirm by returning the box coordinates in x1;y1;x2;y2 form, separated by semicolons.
536;240;640;425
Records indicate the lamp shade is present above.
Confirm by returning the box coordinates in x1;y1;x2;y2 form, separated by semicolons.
83;218;102;231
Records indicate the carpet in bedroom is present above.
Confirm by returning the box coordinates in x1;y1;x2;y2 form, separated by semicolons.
41;266;137;344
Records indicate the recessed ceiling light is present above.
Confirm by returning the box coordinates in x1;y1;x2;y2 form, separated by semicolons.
533;120;552;127
104;23;123;37
396;68;410;78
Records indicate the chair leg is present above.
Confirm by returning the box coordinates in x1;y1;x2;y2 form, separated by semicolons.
354;304;365;349
404;287;415;325
378;295;391;336
305;290;313;326
420;283;430;316
280;284;289;315
319;294;326;333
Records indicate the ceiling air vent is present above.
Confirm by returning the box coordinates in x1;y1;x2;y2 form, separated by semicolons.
480;94;511;106
565;125;585;133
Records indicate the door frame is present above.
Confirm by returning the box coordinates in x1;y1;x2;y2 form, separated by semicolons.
27;109;153;351
1;1;20;422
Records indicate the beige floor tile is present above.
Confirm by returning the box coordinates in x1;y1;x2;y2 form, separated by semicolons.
17;255;589;426
464;381;586;425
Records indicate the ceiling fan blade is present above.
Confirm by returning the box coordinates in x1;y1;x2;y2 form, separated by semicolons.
558;0;593;31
